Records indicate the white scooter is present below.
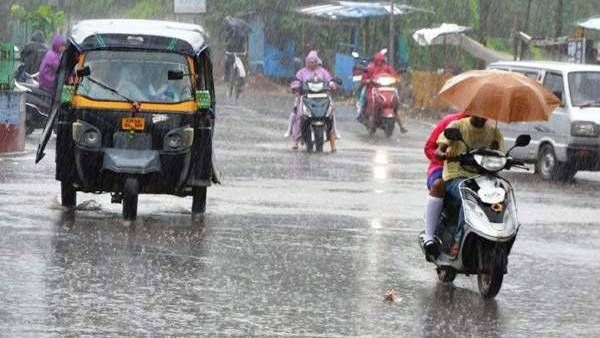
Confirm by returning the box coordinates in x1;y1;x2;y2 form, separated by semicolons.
419;128;531;298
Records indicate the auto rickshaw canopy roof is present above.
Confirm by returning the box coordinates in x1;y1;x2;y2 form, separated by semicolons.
70;19;209;55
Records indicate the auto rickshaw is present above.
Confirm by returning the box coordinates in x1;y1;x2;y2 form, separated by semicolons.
36;19;218;220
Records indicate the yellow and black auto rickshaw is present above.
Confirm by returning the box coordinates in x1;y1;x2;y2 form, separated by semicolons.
36;19;218;220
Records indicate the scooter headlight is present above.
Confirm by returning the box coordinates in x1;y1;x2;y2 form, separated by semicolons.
474;154;507;172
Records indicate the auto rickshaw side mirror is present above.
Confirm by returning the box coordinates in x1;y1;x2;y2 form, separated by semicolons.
76;66;91;78
444;127;463;141
168;70;185;80
196;90;211;110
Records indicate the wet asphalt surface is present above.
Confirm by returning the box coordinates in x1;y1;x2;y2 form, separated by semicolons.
1;85;600;337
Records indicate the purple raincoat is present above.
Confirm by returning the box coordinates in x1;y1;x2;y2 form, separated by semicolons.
39;35;65;95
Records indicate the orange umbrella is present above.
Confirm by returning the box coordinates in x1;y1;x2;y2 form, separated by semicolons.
438;70;560;122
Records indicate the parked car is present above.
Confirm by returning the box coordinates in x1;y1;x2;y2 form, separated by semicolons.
487;61;600;180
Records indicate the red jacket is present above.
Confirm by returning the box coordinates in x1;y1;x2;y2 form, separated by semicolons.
361;63;398;84
425;112;468;176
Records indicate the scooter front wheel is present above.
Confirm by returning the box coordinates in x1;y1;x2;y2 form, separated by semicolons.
478;246;506;298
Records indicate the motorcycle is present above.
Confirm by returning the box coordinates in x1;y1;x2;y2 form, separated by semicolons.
363;73;400;137
296;78;339;152
418;128;531;298
225;51;247;100
14;67;51;135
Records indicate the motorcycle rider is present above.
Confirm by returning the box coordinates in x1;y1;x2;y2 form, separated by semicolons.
19;30;47;80
435;115;504;256
39;35;66;97
422;110;468;258
288;50;338;151
361;52;407;133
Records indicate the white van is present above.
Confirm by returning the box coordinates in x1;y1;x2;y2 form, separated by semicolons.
487;61;600;180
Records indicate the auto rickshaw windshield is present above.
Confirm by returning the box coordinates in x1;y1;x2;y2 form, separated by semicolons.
76;50;193;104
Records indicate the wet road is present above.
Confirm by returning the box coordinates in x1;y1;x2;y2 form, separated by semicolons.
1;86;600;336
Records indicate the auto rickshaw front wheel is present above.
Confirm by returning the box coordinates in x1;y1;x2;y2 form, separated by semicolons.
192;186;207;215
122;177;139;221
61;182;77;209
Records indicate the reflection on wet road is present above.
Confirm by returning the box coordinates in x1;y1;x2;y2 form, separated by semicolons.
1;87;599;336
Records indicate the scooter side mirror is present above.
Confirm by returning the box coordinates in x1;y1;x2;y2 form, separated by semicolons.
76;65;91;78
514;134;531;147
334;77;343;86
444;127;463;141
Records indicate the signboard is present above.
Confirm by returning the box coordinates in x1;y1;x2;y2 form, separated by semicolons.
568;38;586;64
174;0;206;14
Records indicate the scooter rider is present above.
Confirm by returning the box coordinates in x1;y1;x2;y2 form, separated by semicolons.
422;111;468;258
435;115;504;256
287;50;338;151
361;52;407;133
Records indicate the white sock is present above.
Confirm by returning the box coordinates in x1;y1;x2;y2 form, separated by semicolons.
424;196;443;242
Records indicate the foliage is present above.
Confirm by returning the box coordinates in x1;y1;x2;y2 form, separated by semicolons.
10;4;65;38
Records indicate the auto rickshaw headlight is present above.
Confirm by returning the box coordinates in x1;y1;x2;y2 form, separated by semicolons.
73;120;102;149
84;130;100;145
167;134;182;149
163;126;194;151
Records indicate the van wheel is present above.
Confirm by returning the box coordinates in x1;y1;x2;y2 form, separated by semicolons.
192;186;207;215
536;144;577;181
61;181;76;209
122;178;139;220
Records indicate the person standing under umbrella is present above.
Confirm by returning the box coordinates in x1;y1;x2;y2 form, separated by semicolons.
223;16;249;84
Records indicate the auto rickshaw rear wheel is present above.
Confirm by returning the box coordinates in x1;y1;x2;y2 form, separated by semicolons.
192;186;207;214
122;178;139;220
61;181;76;209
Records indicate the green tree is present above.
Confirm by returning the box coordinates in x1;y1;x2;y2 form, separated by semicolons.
10;4;65;38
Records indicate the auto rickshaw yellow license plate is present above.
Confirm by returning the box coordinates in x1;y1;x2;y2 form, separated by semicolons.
121;117;145;131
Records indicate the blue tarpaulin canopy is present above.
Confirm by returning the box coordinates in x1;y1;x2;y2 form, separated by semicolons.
297;1;429;20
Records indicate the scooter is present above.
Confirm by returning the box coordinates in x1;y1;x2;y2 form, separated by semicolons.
14;69;51;135
418;128;531;298
363;73;400;137
297;78;339;152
